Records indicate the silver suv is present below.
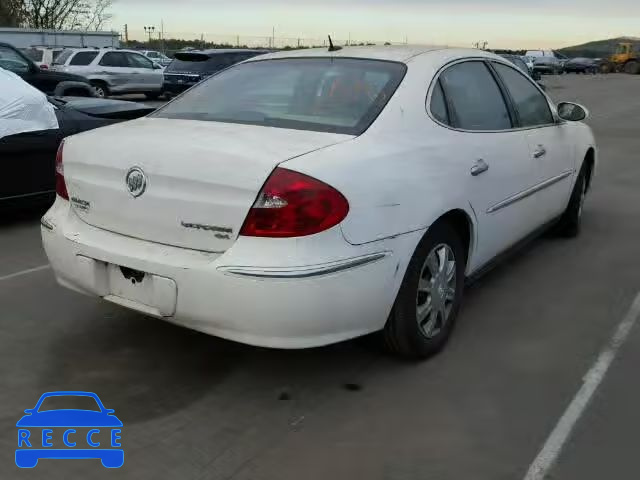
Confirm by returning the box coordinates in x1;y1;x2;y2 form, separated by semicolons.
52;48;164;98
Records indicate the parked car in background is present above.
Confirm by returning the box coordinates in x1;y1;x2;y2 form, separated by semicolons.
0;42;93;96
52;48;164;98
1;91;154;210
564;57;599;74
525;50;567;75
140;50;172;67
521;55;535;72
19;46;65;69
162;49;268;96
500;54;545;88
1;63;153;210
43;47;596;359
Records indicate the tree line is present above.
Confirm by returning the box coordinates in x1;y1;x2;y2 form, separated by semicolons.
0;0;113;31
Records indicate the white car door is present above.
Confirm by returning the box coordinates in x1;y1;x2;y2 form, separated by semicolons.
125;52;163;92
434;61;538;271
491;62;574;223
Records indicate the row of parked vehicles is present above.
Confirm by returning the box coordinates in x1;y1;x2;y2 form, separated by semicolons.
2;42;616;107
13;44;268;99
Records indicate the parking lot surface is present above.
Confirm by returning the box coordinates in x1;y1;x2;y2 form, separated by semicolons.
2;74;640;479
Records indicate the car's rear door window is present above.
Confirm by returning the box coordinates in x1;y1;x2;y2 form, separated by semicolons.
153;58;407;135
127;52;154;69
99;52;128;67
430;80;449;125
492;63;554;128
439;61;512;131
69;51;99;66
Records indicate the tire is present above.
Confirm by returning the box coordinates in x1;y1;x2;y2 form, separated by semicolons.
556;168;587;238
599;62;613;74
91;81;109;98
383;222;466;359
624;60;640;75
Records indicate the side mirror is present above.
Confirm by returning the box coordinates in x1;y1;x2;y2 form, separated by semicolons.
24;409;34;414
153;63;162;70
105;409;115;414
557;102;588;122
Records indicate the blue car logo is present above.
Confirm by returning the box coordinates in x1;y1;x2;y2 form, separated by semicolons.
16;391;123;468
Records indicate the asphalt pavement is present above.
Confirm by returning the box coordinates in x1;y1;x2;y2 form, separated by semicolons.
1;74;640;479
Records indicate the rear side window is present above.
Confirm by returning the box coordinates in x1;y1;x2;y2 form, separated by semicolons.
99;52;128;67
430;80;449;125
20;48;43;62
492;63;554;127
69;51;99;66
439;61;512;131
53;50;73;65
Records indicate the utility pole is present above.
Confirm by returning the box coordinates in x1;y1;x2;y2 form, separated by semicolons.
272;26;275;49
124;24;128;44
160;20;165;53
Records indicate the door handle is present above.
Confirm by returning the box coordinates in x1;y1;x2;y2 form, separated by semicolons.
533;145;547;158
470;159;489;177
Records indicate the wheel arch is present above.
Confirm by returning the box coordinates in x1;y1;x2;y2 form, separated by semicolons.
583;147;596;192
429;208;475;272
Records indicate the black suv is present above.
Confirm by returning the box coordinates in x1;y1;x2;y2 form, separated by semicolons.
163;49;268;96
0;42;92;96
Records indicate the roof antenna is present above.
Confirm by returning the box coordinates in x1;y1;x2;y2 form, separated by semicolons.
328;35;342;52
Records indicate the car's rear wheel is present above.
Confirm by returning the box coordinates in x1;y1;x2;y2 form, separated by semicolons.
556;167;587;238
624;60;640;75
383;222;466;359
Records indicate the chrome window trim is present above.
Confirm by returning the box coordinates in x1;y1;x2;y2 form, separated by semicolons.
425;57;560;133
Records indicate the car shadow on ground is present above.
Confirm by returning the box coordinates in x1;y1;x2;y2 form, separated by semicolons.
36;298;380;425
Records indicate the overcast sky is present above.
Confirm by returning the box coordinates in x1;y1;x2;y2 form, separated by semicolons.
110;0;640;48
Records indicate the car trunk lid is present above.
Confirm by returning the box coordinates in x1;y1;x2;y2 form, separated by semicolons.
63;118;352;252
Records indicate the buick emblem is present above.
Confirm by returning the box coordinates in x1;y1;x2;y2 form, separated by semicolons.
125;167;147;198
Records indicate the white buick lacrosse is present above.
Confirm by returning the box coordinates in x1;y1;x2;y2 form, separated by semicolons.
42;46;596;358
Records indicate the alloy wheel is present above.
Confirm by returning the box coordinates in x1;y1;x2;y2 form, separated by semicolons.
416;244;457;339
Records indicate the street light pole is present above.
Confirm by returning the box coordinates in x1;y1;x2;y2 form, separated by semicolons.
144;26;156;43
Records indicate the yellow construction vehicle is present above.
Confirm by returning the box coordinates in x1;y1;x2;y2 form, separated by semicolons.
600;42;640;74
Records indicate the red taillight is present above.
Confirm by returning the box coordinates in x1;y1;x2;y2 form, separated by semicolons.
240;167;349;238
55;140;69;200
40;64;48;69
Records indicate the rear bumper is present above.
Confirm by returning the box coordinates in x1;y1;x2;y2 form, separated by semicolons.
42;199;413;349
162;82;192;94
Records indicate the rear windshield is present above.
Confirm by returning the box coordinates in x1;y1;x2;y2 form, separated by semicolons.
20;48;43;62
166;54;236;73
154;58;407;135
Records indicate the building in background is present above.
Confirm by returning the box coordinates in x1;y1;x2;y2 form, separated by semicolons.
0;27;119;48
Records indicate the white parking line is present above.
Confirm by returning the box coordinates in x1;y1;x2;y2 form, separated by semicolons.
0;264;50;282
523;291;640;480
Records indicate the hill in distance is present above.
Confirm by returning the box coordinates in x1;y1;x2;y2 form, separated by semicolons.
558;37;640;58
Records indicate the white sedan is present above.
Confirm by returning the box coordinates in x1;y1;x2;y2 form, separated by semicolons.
42;46;596;358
